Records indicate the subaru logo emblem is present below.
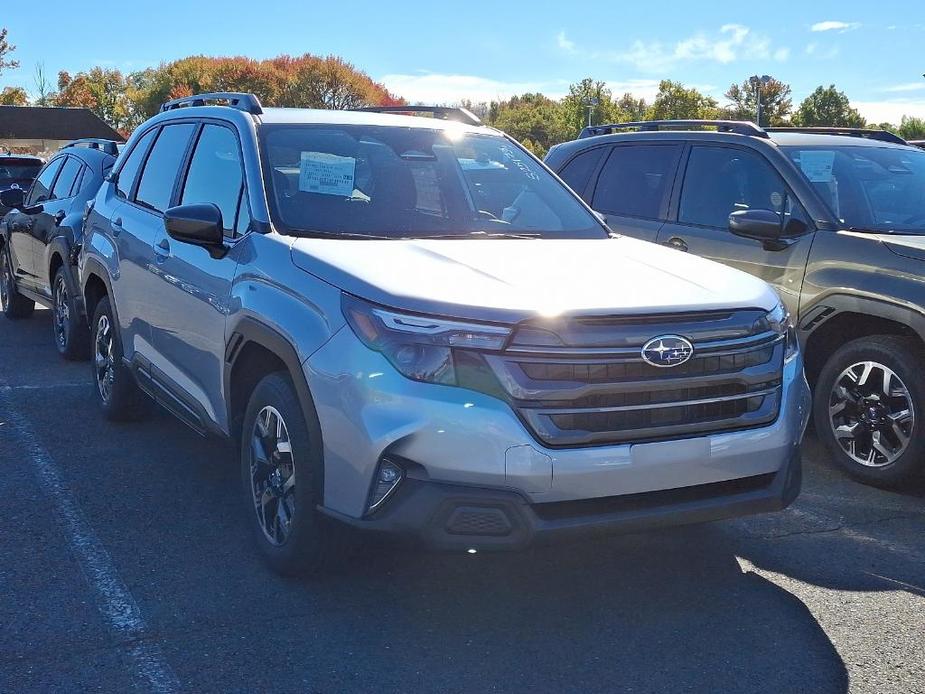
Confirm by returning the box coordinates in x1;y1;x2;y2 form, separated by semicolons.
641;335;694;368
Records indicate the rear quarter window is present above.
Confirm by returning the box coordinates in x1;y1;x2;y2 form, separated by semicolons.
557;148;605;202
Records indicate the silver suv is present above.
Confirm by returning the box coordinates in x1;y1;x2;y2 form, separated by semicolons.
79;93;810;574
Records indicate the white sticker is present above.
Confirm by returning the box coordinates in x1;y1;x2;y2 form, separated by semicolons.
799;150;835;183
299;152;355;196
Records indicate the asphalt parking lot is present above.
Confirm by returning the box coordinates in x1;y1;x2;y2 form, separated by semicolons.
1;309;924;693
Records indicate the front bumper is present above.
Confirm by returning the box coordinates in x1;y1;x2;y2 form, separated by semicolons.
324;446;801;551
305;326;811;522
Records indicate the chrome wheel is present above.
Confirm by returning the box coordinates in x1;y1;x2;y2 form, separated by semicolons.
250;405;296;546
53;275;70;348
0;250;10;312
94;314;115;403
829;360;914;467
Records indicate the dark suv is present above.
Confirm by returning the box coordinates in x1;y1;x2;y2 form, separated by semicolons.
0;139;120;358
546;120;925;487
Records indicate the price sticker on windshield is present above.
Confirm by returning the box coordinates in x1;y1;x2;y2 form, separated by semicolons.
299;152;356;197
799;150;835;183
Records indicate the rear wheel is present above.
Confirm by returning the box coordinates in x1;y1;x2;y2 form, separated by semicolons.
90;296;147;420
814;336;925;487
241;372;341;575
52;266;90;360
0;245;35;319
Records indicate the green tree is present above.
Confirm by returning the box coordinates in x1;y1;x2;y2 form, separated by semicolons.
723;76;792;126
615;93;647;121
792;85;865;128
0;86;27;106
0;28;18;77
646;80;719;120
560;78;626;140
487;93;567;157
898;115;925;140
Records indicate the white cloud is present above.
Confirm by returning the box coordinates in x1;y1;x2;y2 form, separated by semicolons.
594;24;788;72
811;20;861;33
854;99;925;124
557;31;575;53
379;73;570;104
880;83;925;93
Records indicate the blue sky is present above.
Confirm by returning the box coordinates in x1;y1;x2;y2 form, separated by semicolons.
2;0;924;122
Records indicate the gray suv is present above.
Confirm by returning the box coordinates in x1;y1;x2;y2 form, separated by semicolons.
79;94;809;573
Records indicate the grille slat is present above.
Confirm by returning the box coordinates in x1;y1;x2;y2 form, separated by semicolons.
488;311;785;448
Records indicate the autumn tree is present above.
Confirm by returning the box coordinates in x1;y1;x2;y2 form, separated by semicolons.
792;85;865;128
724;76;792;126
56;68;133;133
0;86;27;106
646;80;719;120
0;28;18;77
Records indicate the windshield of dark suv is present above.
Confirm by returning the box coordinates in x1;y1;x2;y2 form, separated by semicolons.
782;144;925;233
0;159;42;188
260;124;605;239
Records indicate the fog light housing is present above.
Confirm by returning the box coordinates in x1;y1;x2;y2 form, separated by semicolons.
366;458;404;514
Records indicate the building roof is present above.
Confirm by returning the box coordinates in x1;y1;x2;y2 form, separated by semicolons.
0;106;123;142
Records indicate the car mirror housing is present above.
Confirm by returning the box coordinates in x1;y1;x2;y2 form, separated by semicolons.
729;208;784;240
164;203;225;248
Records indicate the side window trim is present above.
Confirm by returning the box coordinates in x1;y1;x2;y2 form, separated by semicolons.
27;156;65;206
117;126;159;202
589;142;683;222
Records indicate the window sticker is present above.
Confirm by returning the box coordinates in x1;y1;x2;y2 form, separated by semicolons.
799;150;835;183
299;152;355;196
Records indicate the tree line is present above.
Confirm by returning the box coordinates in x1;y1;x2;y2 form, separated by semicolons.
1;27;923;153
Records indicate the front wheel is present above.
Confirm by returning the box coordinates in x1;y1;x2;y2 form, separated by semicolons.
241;372;341;575
0;244;35;319
52;266;90;360
90;296;147;420
813;336;925;487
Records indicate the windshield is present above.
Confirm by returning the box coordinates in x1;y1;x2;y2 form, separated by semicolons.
0;160;42;187
782;144;925;232
260;124;605;239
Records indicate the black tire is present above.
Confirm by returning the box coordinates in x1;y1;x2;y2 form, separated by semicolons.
52;266;90;360
90;296;147;421
0;244;35;319
813;335;925;488
240;371;342;575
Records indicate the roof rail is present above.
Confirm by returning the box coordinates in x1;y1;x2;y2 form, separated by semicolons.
580;119;769;139
62;138;121;156
160;92;263;116
765;127;907;145
354;105;482;126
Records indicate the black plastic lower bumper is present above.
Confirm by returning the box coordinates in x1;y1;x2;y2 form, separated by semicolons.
322;446;802;552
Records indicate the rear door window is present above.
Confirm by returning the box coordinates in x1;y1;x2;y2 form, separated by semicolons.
591;144;681;220
26;157;65;206
116;128;157;199
135;123;196;213
180;124;245;235
51;157;82;199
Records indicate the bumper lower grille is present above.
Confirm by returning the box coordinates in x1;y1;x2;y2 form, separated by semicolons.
484;310;785;447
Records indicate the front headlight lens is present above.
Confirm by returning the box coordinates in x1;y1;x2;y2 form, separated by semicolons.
767;302;798;362
342;294;512;385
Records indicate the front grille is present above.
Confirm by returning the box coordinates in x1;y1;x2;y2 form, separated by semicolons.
483;309;784;447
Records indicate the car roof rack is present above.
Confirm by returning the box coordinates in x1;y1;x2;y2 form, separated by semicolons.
579;119;769;139
62;138;121;156
764;127;907;145
354;105;482;126
160;92;264;116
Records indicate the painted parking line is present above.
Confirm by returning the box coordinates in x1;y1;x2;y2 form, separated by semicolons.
0;388;180;693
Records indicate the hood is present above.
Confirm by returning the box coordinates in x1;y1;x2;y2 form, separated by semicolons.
290;236;780;322
877;233;925;263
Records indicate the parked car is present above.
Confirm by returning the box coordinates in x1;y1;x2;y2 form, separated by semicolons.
0;139;120;358
0;153;43;216
546;120;925;487
79;94;809;574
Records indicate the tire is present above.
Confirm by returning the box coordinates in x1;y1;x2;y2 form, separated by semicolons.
240;371;341;575
813;335;925;488
0;244;35;319
90;296;147;421
52;266;90;360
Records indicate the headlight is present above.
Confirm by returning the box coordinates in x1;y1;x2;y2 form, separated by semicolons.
342;294;512;385
767;302;798;362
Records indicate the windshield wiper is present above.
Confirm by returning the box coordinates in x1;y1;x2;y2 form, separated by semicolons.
413;231;544;240
290;229;394;240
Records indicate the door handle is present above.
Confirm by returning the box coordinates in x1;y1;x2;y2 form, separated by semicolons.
154;237;170;261
110;217;123;237
665;236;688;252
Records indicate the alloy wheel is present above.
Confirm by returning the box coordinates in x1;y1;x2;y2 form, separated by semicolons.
828;360;915;468
94;314;115;403
53;276;70;348
250;405;296;546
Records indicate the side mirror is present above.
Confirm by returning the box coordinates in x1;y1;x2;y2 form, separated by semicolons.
729;208;782;242
0;187;25;210
164;203;224;248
